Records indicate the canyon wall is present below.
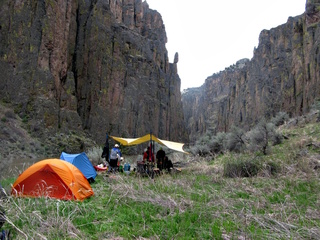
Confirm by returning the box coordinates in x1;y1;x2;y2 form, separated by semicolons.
0;0;188;151
183;0;320;142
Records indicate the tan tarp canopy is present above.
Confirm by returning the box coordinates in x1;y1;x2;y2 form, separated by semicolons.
110;134;188;154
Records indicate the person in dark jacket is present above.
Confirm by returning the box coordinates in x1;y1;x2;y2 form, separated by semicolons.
163;156;173;172
101;141;110;165
156;148;166;171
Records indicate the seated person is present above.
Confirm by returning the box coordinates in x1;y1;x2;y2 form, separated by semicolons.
143;146;155;163
156;148;165;171
143;146;155;175
163;156;173;172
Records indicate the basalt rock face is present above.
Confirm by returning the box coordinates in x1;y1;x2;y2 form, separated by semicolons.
183;0;320;142
0;0;187;150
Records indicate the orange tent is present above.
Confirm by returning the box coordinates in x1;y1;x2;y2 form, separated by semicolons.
11;159;94;201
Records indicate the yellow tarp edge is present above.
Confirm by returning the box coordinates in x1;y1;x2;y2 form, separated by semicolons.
110;134;188;154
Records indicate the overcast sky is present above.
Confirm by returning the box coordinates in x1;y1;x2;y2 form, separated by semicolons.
145;0;306;91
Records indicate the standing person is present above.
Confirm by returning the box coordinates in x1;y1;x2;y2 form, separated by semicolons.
156;148;166;171
109;144;122;172
101;133;110;166
101;142;110;166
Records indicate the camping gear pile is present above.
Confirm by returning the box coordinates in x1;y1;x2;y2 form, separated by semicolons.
110;133;187;177
94;164;108;171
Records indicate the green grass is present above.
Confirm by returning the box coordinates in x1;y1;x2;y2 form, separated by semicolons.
1;121;320;239
1;168;319;239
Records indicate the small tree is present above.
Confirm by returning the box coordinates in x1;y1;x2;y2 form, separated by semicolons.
249;118;276;155
226;126;247;152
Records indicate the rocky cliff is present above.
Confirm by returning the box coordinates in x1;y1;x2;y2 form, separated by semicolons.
182;0;320;142
0;0;187;154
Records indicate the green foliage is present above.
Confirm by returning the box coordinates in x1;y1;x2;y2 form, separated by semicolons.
22;115;29;123
2;158;320;239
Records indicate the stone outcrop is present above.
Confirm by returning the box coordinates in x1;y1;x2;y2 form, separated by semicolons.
183;0;320;142
0;0;187;152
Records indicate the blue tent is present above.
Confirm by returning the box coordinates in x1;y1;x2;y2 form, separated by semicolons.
60;152;97;182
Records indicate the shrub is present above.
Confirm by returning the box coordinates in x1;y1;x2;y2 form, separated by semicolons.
189;131;214;156
271;131;283;146
190;131;229;156
86;146;103;165
226;126;247;152
208;132;227;154
264;161;281;175
223;156;261;178
248;119;276;155
189;144;210;156
271;112;289;126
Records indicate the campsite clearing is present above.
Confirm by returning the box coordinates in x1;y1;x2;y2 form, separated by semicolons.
1;122;320;239
2;153;320;239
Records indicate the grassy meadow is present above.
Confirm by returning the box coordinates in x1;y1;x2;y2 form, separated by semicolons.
0;120;320;239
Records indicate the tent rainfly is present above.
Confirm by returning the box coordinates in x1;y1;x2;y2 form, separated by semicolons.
60;152;97;182
11;159;94;201
110;134;188;153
